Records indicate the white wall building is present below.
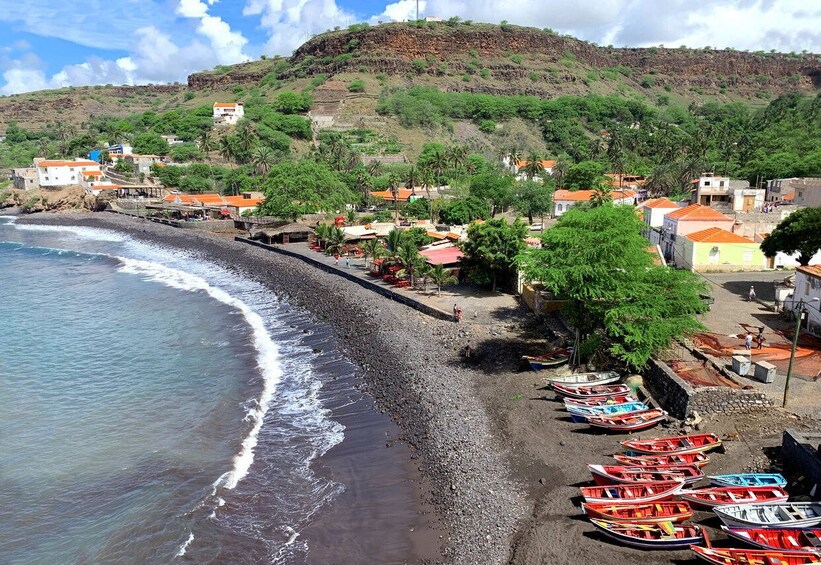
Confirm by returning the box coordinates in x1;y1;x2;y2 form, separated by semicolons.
213;102;244;126
36;160;102;187
640;197;680;244
784;265;821;337
552;189;637;217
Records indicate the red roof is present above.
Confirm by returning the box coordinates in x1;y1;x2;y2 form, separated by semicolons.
163;193;226;205
92;184;122;190
665;204;732;222
642;197;679;209
782;193;796;201
515;160;557;170
796;265;821;279
38;160;99;168
685;227;755;244
370;188;415;202
222;195;263;207
554;189;637;202
419;246;463;266
213;102;240;108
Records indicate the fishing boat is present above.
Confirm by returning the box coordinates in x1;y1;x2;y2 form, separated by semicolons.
691;546;821;565
579;481;685;504
586;409;668;432
582;501;693;523
588;464;704;486
552;383;631;400
563;394;636;409
548;371;620;388
709;474;788;488
589;519;704;550
523;348;571;371
568;401;648;423
722;527;821;552
620;433;722;455
713;503;821;529
680;486;790;509
613;451;710;469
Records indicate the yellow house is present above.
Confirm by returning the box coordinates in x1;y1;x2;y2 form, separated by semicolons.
675;227;766;272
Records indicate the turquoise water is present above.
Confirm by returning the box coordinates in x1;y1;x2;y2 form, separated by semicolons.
0;217;344;563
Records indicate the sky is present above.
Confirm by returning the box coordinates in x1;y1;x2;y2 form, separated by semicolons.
0;0;819;95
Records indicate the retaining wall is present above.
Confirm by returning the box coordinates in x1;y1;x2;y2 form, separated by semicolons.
782;429;821;493
236;237;454;322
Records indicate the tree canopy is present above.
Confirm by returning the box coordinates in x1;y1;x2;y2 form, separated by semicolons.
760;207;821;266
460;218;528;291
258;159;354;219
520;205;706;368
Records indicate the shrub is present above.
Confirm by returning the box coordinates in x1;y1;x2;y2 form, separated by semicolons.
510;54;523;65
348;79;365;93
478;119;496;133
183;92;195;102
411;59;426;73
640;75;656;88
480;69;490;79
529;72;541;82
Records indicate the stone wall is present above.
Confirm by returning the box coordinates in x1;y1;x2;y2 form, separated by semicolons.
643;358;772;419
782;429;821;493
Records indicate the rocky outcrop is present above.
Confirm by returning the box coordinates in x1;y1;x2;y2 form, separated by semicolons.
10;186;96;214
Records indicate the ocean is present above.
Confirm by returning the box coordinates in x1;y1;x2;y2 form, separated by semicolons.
0;216;424;563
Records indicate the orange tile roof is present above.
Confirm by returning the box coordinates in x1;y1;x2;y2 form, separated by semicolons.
515;160;557;170
38;160;99;168
222;196;263;207
554;189;637;201
214;102;239;108
93;184;122;190
642;197;680;209
84;171;103;177
685;227;756;244
426;231;447;240
796;265;821;279
370;188;415;201
163;193;226;205
664;204;732;222
782;193;795;201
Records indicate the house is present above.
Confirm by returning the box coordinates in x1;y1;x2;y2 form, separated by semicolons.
163;193;226;207
213;102;244;126
221;195;263;216
674;227;765;272
36;159;102;187
419;244;463;268
552;188;637;217
124;154;164;175
640;197;680;244
512;159;556;181
369;188;419;203
660;204;734;263
754;233;821;269
11;167;39;190
80;169;114;189
766;177;821;204
161;135;185;146
90;144;133;163
605;174;647;199
783;265;821;337
691;173;752;208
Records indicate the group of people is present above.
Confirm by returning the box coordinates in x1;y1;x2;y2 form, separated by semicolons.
744;326;766;350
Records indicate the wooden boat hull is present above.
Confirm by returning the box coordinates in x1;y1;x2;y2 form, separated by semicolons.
614;452;710;469
527;356;569;371
564;395;636;409
582;501;693;523
620;433;722;455
580;481;685;504
691;546;821;565
568;401;648;423
709;474;788;488
713;503;821;529
543;370;618;383
590;519;703;549
588;464;703;486
722;527;821;552
680;486;789;509
587;409;667;432
548;371;620;388
553;383;631;399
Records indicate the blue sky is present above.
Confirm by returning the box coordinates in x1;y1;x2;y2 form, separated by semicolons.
1;0;819;95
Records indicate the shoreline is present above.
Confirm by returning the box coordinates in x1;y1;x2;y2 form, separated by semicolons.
16;212;526;564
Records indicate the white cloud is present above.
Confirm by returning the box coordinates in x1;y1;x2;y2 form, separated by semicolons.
377;0;425;22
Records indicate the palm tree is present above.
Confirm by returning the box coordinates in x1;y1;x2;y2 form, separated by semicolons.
431;147;448;186
236;123;258;158
251;146;275;176
416;262;432;291
199;131;216;155
420;166;435;200
405;165;420;195
219;136;237;165
324;225;347;256
551;156;570;188
314;223;330;249
508;147;522;170
355;168;372;202
359;238;384;269
396;243;422;286
523;152;545;180
429;263;458;295
589;184;613;207
367;160;383;177
386;228;404;259
37;137;50;158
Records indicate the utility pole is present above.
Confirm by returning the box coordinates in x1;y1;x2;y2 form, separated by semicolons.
416;0;419;21
782;297;820;408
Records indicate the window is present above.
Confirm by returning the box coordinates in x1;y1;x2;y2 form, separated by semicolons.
704;181;711;186
719;181;725;187
70;168;74;171
557;204;563;212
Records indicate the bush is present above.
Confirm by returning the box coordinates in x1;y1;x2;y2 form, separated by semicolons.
510;54;523;65
347;79;365;93
411;59;426;74
640;75;656;88
183;92;195;102
478;119;496;133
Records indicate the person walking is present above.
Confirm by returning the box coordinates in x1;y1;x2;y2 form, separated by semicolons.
453;303;458;322
456;305;463;322
345;257;350;268
744;332;753;350
748;286;756;302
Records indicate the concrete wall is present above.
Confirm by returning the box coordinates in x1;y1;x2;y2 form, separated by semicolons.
782;429;821;493
680;239;767;272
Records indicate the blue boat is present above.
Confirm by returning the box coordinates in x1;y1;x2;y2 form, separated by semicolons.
708;473;787;488
568;401;649;423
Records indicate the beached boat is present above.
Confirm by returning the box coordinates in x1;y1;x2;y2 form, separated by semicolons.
563;394;636;409
588;464;704;486
620;433;722;455
579;481;685;504
722;527;821;552
523;349;571;370
613;452;710;469
590;519;704;550
691;546;821;565
568;401;648;423
552;383;631;400
680;486;790;509
714;503;821;529
709;474;788;488
548;371;620;388
582;501;693;523
586;409;668;432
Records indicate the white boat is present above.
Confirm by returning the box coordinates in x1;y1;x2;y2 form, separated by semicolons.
713;503;821;529
548;371;620;388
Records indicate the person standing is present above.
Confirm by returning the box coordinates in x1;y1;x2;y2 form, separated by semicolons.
345;257;350;268
744;332;753;350
456;305;463;322
453;303;458;322
748;286;756;302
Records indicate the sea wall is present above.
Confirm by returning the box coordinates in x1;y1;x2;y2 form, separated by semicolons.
643;358;772;418
782;429;821;493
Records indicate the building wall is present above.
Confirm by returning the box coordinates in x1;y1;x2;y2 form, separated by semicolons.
37;164;101;187
731;188;766;212
661;217;735;260
12;168;39;190
785;271;821;336
553;195;635;217
793;181;821;207
675;238;765;271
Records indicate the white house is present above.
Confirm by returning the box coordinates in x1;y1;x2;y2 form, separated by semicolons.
753;233;821;269
36;160;102;187
213;102;244;126
552;188;637;217
11;167;39;190
692;172;752;208
784;265;821;337
640;197;680;244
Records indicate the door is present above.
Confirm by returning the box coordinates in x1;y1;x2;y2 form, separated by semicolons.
743;195;755;212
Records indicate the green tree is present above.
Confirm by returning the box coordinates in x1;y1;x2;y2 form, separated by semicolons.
359;238;385;268
514;179;554;224
396;243;423;285
275;91;312;114
563;160;604;190
460;217;528;292
439;196;489;225
132;132;170;155
324;225;347;256
589;184;613;207
469;172;514;217
760;208;821;266
520;205;706;368
258;159;353;218
428;263;458;294
219;136;237;164
251;146;276;176
522;152;545;180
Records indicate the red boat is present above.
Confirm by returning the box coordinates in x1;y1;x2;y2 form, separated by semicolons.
582;501;693;523
722;527;821;552
588;464;704;486
552;383;631;399
586;409;667;432
563;394;636;408
580;480;685;504
613;451;710;468
691;546;821;565
680;486;790;508
620;433;722;455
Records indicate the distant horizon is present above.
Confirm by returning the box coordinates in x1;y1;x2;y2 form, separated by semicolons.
0;1;819;96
